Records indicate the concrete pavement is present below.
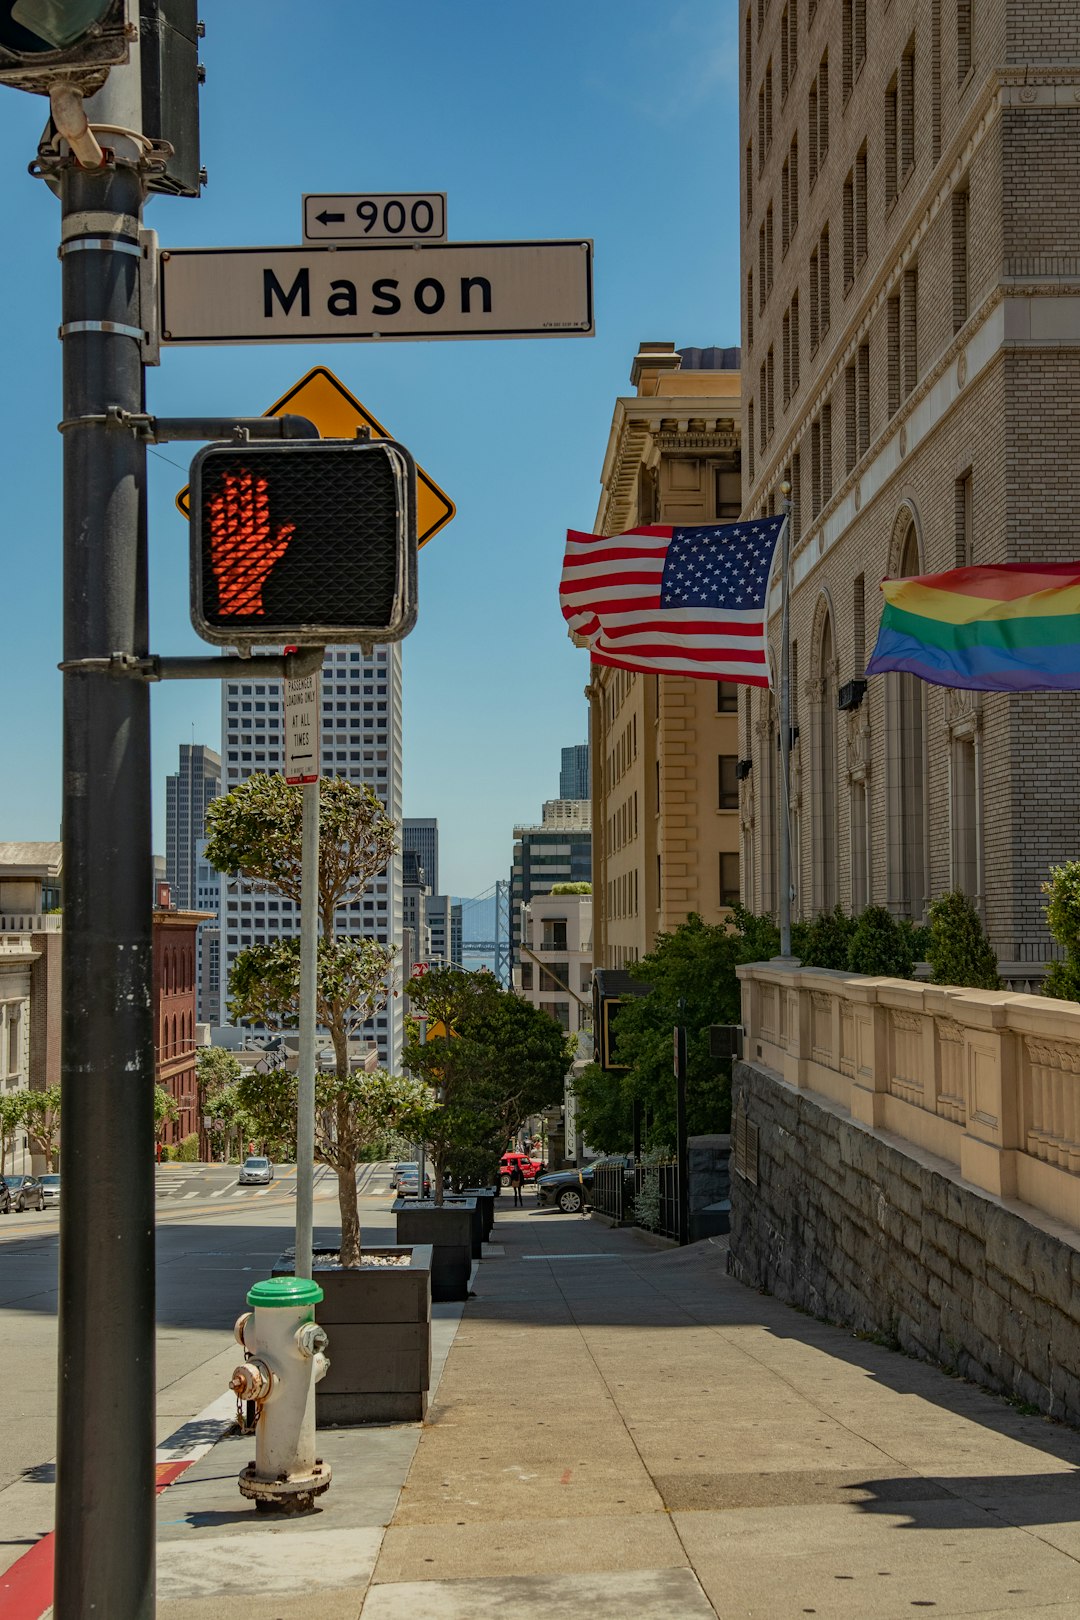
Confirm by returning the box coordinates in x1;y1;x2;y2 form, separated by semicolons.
144;1198;1080;1620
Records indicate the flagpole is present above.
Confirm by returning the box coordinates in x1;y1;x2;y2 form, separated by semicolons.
776;482;795;958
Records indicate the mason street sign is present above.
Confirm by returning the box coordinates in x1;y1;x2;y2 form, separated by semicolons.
158;238;594;345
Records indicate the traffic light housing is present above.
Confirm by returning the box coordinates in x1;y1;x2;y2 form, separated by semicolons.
189;437;418;648
0;1;131;94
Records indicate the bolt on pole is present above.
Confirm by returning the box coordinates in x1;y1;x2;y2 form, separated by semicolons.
54;149;156;1619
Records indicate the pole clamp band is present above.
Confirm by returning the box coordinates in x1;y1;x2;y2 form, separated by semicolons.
59;238;142;259
59;320;145;341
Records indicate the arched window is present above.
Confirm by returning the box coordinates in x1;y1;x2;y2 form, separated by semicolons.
886;517;928;918
813;610;838;909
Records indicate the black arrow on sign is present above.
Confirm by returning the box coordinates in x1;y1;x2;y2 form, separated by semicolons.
316;210;346;226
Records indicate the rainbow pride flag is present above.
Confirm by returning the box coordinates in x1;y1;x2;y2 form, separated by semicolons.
866;561;1080;691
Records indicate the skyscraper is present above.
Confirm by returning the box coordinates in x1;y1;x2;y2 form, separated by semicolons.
165;744;220;910
402;818;439;899
510;800;592;967
218;645;404;1070
559;743;590;801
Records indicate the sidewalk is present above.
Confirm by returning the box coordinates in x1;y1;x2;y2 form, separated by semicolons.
152;1203;1080;1616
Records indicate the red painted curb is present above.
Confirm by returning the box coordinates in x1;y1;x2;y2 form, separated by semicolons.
0;1461;193;1620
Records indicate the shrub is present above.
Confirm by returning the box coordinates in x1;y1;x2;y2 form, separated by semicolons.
926;891;1000;989
796;906;857;969
847;906;918;979
1042;862;1080;1003
175;1133;200;1163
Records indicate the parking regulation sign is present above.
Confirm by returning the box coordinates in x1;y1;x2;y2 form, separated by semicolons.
284;669;320;783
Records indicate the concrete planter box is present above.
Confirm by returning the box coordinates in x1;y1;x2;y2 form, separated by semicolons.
393;1200;473;1301
461;1186;496;1241
274;1245;432;1425
444;1194;483;1258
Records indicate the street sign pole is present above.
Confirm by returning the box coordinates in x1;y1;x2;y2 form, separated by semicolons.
285;664;322;1284
55;149;156;1618
295;773;320;1283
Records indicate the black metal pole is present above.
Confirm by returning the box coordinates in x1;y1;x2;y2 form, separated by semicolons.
54;150;155;1620
674;1024;689;1247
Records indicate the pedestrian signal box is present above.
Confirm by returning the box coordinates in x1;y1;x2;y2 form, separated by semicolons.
189;437;418;647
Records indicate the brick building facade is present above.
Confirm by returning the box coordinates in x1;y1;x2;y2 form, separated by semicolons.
740;0;1080;979
153;901;207;1150
584;343;744;970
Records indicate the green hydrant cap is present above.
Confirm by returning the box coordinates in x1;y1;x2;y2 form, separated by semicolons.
247;1276;324;1309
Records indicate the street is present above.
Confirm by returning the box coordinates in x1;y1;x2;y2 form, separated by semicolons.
0;1161;397;1517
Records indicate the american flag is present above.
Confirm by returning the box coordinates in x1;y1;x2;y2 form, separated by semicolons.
560;517;786;686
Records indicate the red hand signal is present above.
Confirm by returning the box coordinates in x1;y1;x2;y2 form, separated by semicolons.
208;469;295;617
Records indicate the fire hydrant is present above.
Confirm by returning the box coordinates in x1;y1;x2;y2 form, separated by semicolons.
230;1276;332;1512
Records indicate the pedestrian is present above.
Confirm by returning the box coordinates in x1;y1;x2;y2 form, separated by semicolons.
509;1161;525;1207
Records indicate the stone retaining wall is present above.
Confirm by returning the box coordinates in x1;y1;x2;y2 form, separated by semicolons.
729;1058;1080;1424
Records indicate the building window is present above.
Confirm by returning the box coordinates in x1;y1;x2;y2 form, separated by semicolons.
952;733;979;899
817;52;829;162
788;135;799;240
747;401;755;480
955;470;973;567
902;265;918;400
719;852;741;908
765;203;774;295
745;5;753;88
845;361;857;474
810;417;822;517
887;520;928;919
885;72;899;204
719;755;740;810
790;290;800;394
931;0;942;162
899;39;915;182
957;0;972;82
745;139;754;219
853;572;865;671
821;399;832;504
766;345;775;441
887;291;901;417
746;271;754;351
717;682;739;714
808;78;818;188
813;612;838;910
952;184;970;332
790;449;802;542
857;341;870;459
842;0;865;102
782;308;791;405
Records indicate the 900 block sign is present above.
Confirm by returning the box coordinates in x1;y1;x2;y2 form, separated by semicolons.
303;192;447;242
158;240;594;345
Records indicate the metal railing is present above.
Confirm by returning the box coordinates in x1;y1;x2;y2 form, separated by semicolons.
635;1159;680;1241
590;1158;633;1221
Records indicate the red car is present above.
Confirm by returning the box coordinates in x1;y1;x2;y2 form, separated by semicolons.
499;1151;545;1187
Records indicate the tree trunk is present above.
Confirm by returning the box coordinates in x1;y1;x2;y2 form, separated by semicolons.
332;1016;362;1265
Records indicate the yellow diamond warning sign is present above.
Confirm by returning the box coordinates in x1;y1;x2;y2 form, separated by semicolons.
176;365;455;548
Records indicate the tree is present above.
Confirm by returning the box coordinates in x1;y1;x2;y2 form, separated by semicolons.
235;1065;430;1183
23;1086;61;1171
0;1091;25;1174
1042;861;1080;1003
197;1047;248;1161
402;967;571;1200
574;912;769;1155
204;773;399;1265
153;1085;179;1153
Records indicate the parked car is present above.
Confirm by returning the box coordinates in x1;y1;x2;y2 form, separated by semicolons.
238;1156;274;1186
39;1174;61;1209
4;1174;45;1212
498;1151;545;1187
536;1156;633;1214
0;1177;11;1215
394;1163;431;1198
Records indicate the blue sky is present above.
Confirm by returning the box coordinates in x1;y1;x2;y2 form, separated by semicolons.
0;0;740;899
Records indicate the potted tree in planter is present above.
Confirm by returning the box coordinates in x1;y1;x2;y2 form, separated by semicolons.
204;774;435;1422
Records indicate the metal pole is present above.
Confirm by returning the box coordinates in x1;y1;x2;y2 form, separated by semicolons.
776;490;794;958
54;153;155;1618
295;776;320;1282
